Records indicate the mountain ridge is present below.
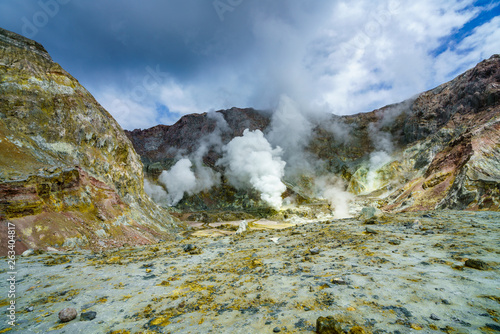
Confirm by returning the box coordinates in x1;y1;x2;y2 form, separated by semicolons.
0;27;185;254
127;54;500;214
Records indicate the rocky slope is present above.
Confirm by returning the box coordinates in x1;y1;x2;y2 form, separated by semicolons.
128;55;500;214
0;28;184;254
126;107;271;176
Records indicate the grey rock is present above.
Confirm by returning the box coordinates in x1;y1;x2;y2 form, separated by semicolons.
412;220;423;229
486;323;500;331
183;244;196;252
359;207;383;220
80;311;96;321
331;277;348;285
273;327;281;332
309;247;320;255
430;313;440;320
21;249;34;257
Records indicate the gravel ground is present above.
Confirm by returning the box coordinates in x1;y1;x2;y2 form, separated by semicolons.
1;210;499;333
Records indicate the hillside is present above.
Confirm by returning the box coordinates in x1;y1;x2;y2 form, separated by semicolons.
0;28;184;254
127;55;500;215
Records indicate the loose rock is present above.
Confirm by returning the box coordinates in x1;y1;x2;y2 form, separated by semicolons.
58;308;77;322
412;220;422;229
464;258;489;270
21;249;34;257
80;311;97;321
359;207;383;220
270;237;280;244
316;316;343;334
309;247;320;255
331;277;348;285
183;244;196;252
183;244;202;255
349;326;367;334
486;323;500;331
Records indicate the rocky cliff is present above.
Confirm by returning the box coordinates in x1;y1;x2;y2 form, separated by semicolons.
127;107;271;175
128;55;499;214
311;55;500;211
0;28;184;254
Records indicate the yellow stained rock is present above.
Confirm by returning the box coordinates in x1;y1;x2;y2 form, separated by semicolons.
410;323;422;330
150;316;171;327
349;326;368;334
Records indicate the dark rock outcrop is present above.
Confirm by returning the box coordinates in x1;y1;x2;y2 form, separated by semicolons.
126;107;271;176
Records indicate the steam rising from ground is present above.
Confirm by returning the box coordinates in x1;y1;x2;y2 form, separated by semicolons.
159;158;197;205
144;178;169;205
268;95;314;174
143;95;405;211
218;129;286;210
363;103;410;192
143;110;226;206
144;158;220;207
315;176;354;218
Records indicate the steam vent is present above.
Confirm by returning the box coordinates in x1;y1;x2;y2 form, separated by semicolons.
1;26;500;334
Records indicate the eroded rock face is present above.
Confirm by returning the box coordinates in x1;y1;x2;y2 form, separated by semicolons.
380;56;500;211
126;107;272;175
0;28;184;254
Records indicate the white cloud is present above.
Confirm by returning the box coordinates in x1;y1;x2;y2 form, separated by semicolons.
434;15;500;82
299;0;482;114
96;88;160;130
93;1;497;128
95;73;206;129
158;80;203;116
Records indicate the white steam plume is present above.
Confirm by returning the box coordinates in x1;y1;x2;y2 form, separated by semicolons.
218;129;286;210
159;158;197;206
322;118;352;144
144;178;169;205
147;110;228;206
267;95;314;174
363;105;405;192
158;158;220;206
315;176;354;218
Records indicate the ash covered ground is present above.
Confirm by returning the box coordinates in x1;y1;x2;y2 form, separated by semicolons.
2;209;499;334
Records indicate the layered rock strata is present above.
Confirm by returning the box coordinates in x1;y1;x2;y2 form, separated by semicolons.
0;28;184;254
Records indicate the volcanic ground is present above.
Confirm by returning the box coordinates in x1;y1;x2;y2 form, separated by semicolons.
1;209;499;333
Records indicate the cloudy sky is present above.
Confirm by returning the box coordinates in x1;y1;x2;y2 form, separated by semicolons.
1;0;499;130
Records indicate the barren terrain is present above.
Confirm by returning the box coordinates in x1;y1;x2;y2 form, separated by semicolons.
1;210;499;333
